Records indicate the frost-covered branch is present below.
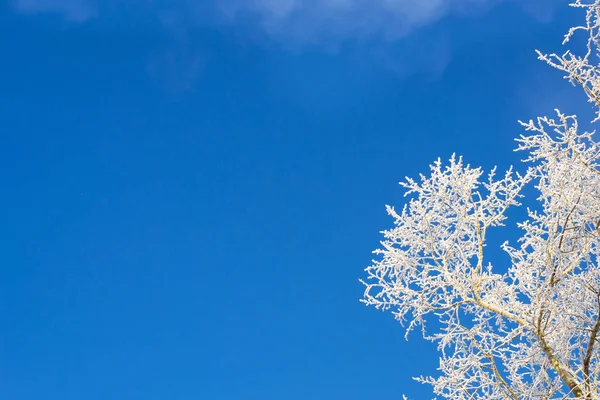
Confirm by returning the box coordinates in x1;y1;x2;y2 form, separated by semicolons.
362;2;600;398
538;1;600;121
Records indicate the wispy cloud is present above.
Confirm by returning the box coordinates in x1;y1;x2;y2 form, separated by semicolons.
216;0;498;42
12;0;560;41
11;0;564;92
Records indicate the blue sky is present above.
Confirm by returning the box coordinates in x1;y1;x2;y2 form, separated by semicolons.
0;0;589;399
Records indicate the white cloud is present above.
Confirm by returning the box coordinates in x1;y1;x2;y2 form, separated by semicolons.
216;0;499;42
11;0;564;88
12;0;561;41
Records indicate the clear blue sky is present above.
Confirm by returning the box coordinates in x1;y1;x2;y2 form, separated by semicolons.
0;0;587;399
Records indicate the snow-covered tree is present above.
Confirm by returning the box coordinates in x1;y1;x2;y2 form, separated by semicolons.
361;2;600;398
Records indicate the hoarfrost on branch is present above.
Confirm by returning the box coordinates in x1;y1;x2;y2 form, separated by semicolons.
362;1;600;398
